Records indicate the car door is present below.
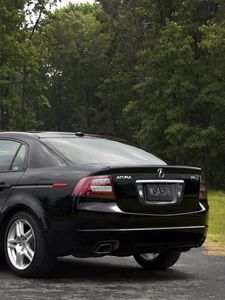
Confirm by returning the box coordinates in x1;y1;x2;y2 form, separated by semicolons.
0;140;27;211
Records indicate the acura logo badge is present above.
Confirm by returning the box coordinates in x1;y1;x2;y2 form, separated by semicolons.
157;168;165;179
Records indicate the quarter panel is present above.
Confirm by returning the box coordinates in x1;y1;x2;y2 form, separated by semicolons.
1;189;49;232
0;165;94;247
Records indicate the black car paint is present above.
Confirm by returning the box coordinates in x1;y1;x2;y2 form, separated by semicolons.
0;132;208;257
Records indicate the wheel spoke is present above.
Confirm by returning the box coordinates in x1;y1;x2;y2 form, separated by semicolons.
16;220;24;238
16;252;24;267
7;239;18;250
23;246;34;262
27;245;34;258
24;229;33;242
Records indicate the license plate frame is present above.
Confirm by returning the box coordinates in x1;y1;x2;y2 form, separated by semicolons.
136;180;184;206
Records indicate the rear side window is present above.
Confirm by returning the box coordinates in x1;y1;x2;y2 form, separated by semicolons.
0;140;21;171
28;142;64;169
11;144;27;171
42;137;166;166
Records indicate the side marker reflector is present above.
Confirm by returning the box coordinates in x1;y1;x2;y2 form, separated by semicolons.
52;183;67;188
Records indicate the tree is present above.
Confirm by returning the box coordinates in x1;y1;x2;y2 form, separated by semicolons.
0;0;56;130
38;3;112;133
0;0;25;129
1;0;225;188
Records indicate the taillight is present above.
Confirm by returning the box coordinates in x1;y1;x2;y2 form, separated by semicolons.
199;174;207;200
73;175;115;200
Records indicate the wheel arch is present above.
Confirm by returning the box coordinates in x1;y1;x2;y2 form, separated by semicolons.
0;199;49;256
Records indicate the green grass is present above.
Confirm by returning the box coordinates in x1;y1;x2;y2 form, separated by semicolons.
205;191;225;255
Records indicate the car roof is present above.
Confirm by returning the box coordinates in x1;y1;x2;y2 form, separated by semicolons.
0;131;126;142
0;132;38;140
0;131;82;139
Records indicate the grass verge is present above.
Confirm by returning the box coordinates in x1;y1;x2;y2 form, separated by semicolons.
204;190;225;256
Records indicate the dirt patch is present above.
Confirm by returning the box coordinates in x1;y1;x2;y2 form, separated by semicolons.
204;234;225;256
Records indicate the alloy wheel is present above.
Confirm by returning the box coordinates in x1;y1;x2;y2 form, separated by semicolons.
139;253;159;261
7;219;36;270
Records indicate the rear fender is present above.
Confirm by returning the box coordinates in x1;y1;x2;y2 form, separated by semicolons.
0;192;48;233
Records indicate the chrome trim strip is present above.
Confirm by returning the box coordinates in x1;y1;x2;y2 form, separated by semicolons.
136;180;185;184
14;185;53;189
78;225;206;232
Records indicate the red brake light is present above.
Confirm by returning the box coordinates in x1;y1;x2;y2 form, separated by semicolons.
73;175;115;200
199;174;207;200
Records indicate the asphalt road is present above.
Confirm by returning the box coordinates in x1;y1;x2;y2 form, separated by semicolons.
0;248;224;300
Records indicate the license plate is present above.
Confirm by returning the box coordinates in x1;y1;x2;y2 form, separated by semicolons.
146;184;178;203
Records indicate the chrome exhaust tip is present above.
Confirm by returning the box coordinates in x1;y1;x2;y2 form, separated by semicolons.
94;240;119;255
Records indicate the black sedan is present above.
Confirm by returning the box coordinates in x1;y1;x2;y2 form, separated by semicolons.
0;132;208;277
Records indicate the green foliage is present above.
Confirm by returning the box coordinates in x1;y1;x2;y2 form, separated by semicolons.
112;0;225;188
37;3;112;132
0;0;56;130
1;0;225;188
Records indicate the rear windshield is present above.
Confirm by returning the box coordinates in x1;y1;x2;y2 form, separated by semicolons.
42;137;166;166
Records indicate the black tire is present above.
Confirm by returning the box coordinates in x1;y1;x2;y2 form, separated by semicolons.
4;211;56;278
134;251;181;270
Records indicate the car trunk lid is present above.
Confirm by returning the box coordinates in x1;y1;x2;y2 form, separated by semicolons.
94;165;201;214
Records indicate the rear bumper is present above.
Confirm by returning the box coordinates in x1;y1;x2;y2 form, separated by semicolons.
48;202;208;257
77;227;207;256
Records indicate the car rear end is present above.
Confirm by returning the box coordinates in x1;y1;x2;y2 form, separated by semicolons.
41;135;208;257
73;166;208;257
